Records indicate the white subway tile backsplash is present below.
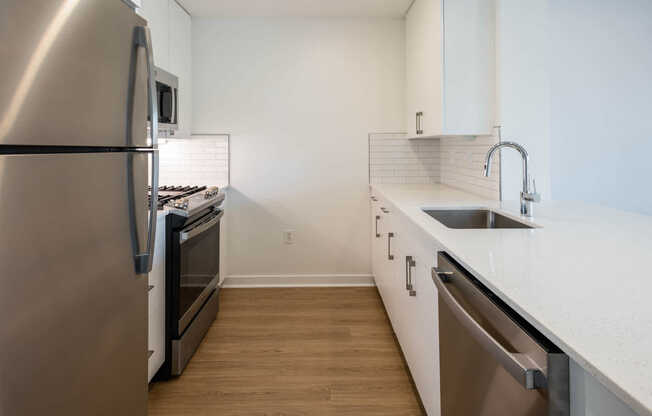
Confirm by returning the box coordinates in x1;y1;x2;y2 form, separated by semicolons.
439;136;499;199
369;133;499;200
158;135;230;187
369;133;442;185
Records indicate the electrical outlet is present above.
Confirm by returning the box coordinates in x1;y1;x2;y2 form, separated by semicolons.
283;230;295;245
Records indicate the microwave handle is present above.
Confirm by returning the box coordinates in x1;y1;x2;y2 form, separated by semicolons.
172;88;177;126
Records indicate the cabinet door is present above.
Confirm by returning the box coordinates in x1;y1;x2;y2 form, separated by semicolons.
442;0;495;135
405;2;423;137
148;214;166;382
406;0;444;138
377;206;401;326
394;215;441;415
139;0;170;70
168;0;192;138
419;0;444;138
370;196;384;293
385;218;411;344
409;239;440;415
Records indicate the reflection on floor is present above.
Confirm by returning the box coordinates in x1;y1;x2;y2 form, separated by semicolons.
148;287;425;415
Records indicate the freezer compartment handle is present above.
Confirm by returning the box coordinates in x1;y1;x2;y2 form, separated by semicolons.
134;26;158;147
432;267;547;390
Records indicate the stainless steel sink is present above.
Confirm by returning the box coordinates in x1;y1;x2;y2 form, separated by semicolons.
423;209;534;229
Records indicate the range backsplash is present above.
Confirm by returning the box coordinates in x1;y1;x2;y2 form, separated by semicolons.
158;135;229;187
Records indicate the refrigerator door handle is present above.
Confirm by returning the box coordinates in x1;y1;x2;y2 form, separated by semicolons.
130;150;158;275
135;25;158;147
132;25;159;274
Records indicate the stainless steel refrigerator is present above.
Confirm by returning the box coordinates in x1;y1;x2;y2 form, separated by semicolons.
0;1;159;415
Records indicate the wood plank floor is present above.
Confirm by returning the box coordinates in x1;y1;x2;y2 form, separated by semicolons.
148;287;425;416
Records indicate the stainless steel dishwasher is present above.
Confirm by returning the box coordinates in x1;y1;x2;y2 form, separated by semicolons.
432;252;569;416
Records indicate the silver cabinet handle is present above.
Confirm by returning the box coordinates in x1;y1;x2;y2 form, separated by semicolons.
405;256;412;289
415;112;419;135
387;232;395;260
375;215;381;238
132;26;158;275
417;112;424;135
371;196;378;202
406;256;416;296
380;207;390;213
431;267;546;389
180;210;223;244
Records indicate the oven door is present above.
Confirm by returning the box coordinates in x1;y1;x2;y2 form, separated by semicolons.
176;209;222;335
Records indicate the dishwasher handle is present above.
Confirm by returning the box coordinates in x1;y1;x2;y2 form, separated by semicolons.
432;268;547;390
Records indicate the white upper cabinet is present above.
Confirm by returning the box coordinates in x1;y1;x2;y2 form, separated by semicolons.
137;0;193;138
168;0;192;138
138;0;170;71
405;0;495;138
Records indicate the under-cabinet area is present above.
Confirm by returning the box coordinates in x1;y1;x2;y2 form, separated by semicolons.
2;1;652;415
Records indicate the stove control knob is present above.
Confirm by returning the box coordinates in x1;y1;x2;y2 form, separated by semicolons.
172;198;189;210
204;187;219;199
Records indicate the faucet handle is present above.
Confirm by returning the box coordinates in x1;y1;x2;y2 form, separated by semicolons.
522;178;541;203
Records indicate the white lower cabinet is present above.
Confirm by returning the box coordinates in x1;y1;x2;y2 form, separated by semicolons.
371;197;393;322
401;232;440;415
148;213;166;382
370;192;441;415
370;192;638;416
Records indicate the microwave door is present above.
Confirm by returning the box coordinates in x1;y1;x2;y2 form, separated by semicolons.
160;89;173;123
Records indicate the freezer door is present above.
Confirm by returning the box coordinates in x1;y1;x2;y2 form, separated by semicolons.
0;152;150;416
0;0;149;147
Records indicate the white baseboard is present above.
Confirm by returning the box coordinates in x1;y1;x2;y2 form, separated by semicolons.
222;274;376;288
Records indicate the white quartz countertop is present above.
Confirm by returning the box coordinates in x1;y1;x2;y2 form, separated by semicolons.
371;183;652;416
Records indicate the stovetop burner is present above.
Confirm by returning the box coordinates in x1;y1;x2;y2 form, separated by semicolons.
148;186;207;210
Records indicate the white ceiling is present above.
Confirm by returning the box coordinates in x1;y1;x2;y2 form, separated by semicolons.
177;0;414;18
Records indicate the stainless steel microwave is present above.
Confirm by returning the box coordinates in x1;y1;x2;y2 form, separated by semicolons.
153;67;178;132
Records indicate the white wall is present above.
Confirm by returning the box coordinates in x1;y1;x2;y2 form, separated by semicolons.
496;0;552;205
193;17;405;281
548;0;652;215
498;0;652;216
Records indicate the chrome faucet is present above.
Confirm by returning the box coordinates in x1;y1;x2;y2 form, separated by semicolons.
483;141;540;217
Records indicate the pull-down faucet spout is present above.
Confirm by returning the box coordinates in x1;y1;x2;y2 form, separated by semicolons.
483;141;540;217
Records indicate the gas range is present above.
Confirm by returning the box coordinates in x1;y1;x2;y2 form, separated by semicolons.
153;185;225;379
149;185;225;217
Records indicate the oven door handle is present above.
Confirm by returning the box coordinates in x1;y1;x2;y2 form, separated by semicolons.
180;211;223;244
